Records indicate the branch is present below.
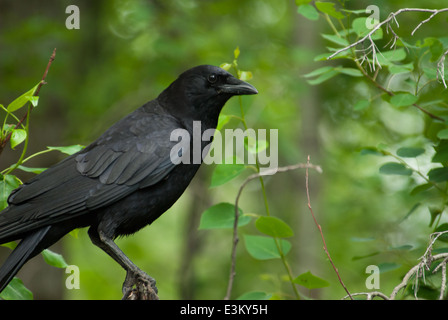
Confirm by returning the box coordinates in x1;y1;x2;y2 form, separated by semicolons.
437;49;448;89
343;231;448;300
224;161;322;300
0;48;56;154
328;8;448;91
305;155;353;300
328;8;448;60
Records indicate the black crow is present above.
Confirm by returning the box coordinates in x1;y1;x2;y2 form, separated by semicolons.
0;65;257;299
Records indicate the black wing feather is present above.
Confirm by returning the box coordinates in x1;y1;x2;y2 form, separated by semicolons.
0;103;183;242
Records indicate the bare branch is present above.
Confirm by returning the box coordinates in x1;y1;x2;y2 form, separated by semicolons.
437;49;448;89
305;155;353;300
328;8;448;60
348;231;448;300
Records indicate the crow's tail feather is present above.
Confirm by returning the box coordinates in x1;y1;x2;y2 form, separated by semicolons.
0;226;51;293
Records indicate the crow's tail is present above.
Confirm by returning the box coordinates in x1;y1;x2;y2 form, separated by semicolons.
0;226;51;293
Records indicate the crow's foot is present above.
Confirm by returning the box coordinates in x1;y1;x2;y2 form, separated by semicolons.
121;270;158;300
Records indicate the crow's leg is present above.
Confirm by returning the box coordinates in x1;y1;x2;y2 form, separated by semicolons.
88;228;158;300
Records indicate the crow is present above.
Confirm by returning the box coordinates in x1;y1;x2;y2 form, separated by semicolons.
0;65;257;299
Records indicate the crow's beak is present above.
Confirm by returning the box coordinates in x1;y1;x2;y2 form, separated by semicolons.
218;76;258;96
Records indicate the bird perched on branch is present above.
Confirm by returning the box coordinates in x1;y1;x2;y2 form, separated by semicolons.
0;65;257;299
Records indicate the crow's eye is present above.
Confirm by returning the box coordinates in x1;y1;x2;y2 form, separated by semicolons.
208;73;218;84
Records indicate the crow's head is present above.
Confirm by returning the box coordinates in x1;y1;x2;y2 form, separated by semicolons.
159;65;257;126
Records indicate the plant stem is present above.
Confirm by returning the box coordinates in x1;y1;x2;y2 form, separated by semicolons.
233;63;301;300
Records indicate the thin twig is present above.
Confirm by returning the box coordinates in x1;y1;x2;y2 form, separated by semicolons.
436;49;448;89
328;8;448;60
342;291;389;300
305;155;353;300
0;48;56;154
346;231;448;300
224;162;322;300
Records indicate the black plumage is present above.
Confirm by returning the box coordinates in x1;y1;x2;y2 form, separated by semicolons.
0;65;257;298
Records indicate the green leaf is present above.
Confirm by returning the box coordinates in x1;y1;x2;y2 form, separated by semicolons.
434;223;448;242
210;161;246;188
315;1;344;19
437;129;448;139
429;207;443;228
353;99;370;111
389;63;414;74
47;145;84;155
352;17;383;40
321;34;348;46
0;174;21;210
244;235;291;260
307;69;339;85
255;216;294;238
16;165;46;174
297;4;319;21
199;202;250;229
217;114;232;130
428;167;448;182
396;147;425;158
376;48;407;65
0;278;33;300
390;93;418;107
303;66;333;78
220;63;232;71
238;70;253;81
42;249;68;268
359;146;384;156
0;241;17;250
234;47;240;59
378;262;401;273
432;140;448;163
245;136;268;154
379;162;412;176
7;82;40;112
293;271;330;289
352;251;380;260
10;129;27;149
337;67;363;77
410;183;433;196
237;291;272;300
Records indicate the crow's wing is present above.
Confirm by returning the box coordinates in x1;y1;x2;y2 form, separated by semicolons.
0;106;185;240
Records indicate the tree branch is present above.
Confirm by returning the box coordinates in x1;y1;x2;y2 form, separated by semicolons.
328;8;448;60
328;8;448;92
342;231;448;300
305;155;353;300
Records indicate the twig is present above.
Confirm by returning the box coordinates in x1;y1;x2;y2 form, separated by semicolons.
437;49;448;89
345;231;448;300
328;8;448;92
343;291;389;300
305;155;353;300
224;161;322;300
328;8;448;60
0;48;56;154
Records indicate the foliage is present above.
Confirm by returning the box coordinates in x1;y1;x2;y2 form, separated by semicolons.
0;78;81;300
297;1;448;299
1;0;448;300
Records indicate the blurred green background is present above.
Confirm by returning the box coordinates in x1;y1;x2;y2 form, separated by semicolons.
0;0;447;300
